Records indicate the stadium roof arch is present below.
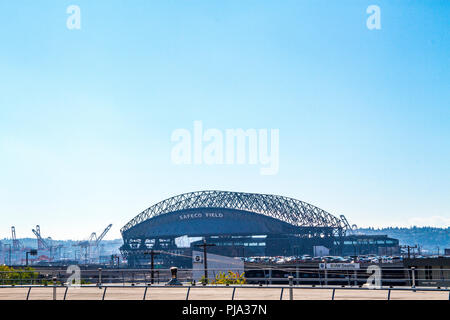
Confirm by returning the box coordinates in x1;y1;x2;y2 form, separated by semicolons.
121;191;349;239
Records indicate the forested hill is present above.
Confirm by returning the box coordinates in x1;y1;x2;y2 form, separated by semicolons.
355;227;450;253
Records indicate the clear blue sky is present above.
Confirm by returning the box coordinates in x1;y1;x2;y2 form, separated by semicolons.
0;1;449;240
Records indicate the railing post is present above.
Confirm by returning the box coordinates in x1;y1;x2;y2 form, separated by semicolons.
143;286;148;300
98;268;102;288
26;287;32;300
63;286;68;300
347;270;350;286
411;267;416;291
269;269;272;285
52;276;57;300
186;286;191;300
288;276;293;301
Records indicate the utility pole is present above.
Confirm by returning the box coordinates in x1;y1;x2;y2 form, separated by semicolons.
401;245;418;259
144;250;160;284
195;239;216;284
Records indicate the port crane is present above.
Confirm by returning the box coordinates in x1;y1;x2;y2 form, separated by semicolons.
74;224;112;264
32;225;63;260
11;226;22;251
35;225;46;250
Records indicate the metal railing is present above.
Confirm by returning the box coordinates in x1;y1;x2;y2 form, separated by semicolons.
1;281;449;301
1;267;450;287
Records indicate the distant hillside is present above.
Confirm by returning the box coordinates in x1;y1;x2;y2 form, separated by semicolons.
355;227;450;253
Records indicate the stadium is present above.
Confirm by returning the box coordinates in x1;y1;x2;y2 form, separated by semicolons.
120;191;399;267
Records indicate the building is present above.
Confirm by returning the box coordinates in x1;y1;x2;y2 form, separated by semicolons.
340;234;400;256
120;190;400;268
403;257;450;287
192;250;244;282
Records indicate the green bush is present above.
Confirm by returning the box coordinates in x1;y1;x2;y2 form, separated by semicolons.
0;266;38;285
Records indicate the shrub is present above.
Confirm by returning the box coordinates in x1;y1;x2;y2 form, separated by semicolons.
0;266;38;285
212;271;246;285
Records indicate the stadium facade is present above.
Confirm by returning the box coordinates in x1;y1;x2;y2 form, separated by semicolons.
120;191;399;267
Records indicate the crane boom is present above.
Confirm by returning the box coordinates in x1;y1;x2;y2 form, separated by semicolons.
73;224;112;264
37;225;41;249
11;226;16;241
95;224;112;246
32;228;51;250
88;232;97;243
11;226;20;251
